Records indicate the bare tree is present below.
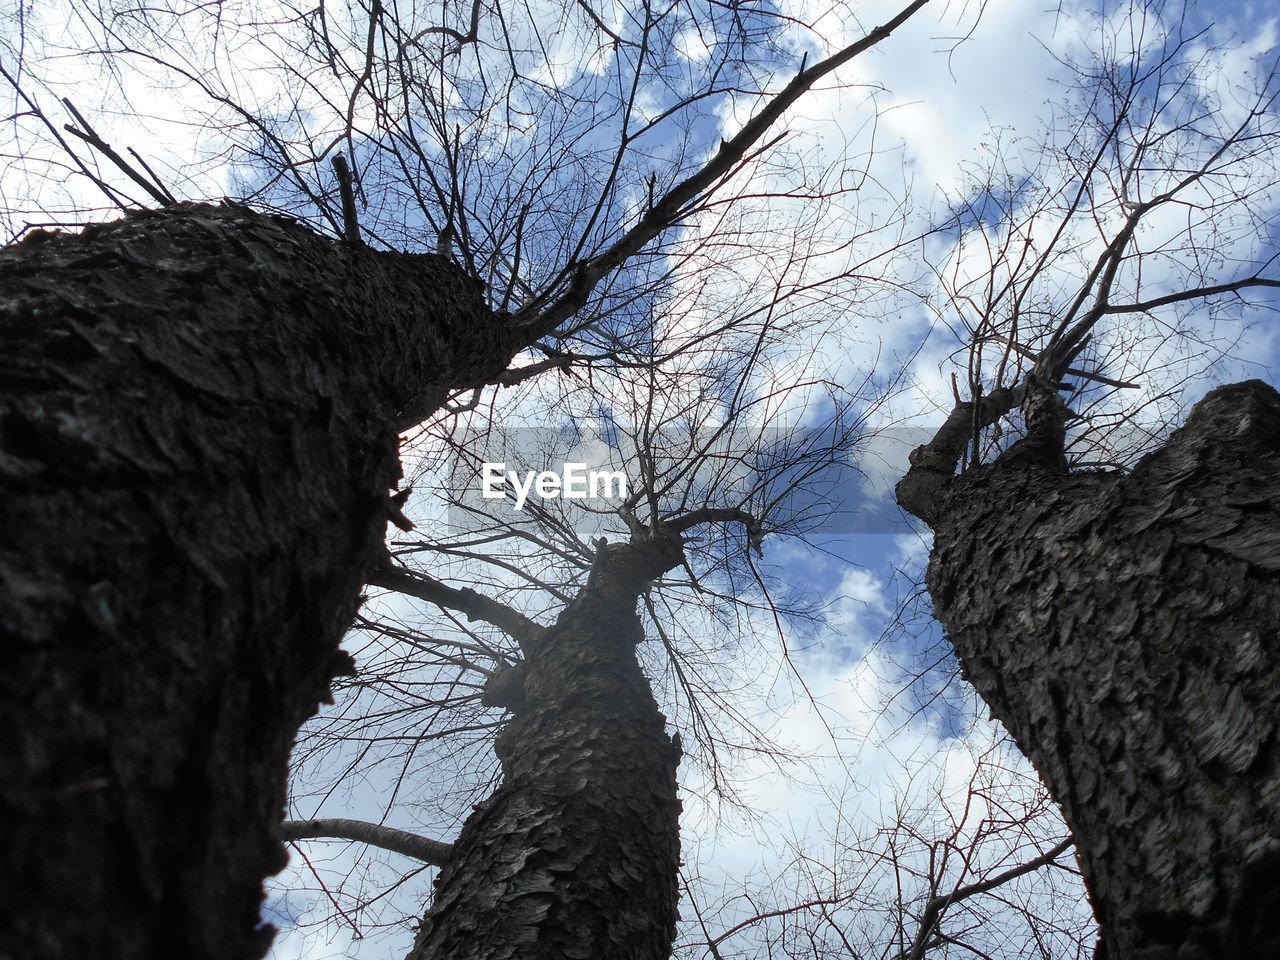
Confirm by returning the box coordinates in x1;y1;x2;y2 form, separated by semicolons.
274;249;1103;959
896;3;1280;955
0;1;939;957
275;283;891;957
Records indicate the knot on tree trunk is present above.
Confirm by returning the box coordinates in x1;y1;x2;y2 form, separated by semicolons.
480;660;528;712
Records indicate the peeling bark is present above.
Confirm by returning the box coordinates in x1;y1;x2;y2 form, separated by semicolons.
408;533;685;960
899;380;1280;958
0;203;514;960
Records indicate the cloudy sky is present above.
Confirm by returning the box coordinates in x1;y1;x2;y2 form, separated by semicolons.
4;0;1277;956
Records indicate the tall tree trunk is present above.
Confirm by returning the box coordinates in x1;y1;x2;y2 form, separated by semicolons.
898;379;1280;959
408;534;686;960
0;203;514;960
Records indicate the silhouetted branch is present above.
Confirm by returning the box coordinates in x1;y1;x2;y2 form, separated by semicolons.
370;561;546;649
903;837;1075;960
282;819;452;866
331;154;361;245
62;99;175;206
516;0;931;337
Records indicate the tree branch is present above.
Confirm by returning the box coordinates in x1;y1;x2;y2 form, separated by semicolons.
406;0;482;54
61;98;176;206
989;335;1140;389
493;350;579;387
330;154;361;245
1101;275;1280;316
895;382;1027;523
281;819;452;866
515;0;931;337
903;838;1074;960
664;506;758;534
369;562;546;649
663;507;766;556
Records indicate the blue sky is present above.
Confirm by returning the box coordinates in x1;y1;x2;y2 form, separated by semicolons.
266;0;1280;955
5;0;1279;956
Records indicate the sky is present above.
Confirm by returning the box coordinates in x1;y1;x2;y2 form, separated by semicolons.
4;0;1279;957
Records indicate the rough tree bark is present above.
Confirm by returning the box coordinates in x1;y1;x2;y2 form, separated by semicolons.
897;379;1280;959
0;203;516;960
402;531;686;960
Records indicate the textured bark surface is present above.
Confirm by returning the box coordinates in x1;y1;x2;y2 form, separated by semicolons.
913;380;1280;959
0;203;512;960
408;535;685;960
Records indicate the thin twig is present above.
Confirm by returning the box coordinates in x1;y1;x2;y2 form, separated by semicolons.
903;837;1074;960
289;842;364;939
61;99;174;206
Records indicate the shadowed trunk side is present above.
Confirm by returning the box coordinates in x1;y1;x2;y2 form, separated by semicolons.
0;203;513;960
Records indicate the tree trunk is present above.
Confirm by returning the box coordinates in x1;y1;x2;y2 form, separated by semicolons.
899;380;1280;959
408;535;685;960
0;203;513;960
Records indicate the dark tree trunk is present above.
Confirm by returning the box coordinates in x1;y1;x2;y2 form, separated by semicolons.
408;534;685;960
0;203;515;960
899;380;1280;959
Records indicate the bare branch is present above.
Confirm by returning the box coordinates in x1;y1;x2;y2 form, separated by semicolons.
1101;276;1280;316
989;336;1140;390
405;0;482;54
0;63;127;210
369;561;546;650
903;838;1074;960
895;383;1028;522
493;351;579;387
515;0;932;337
664;506;759;535
62;98;175;206
282;818;452;866
330;154;361;245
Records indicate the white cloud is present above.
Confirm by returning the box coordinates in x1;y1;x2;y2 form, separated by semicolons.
17;2;1237;955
